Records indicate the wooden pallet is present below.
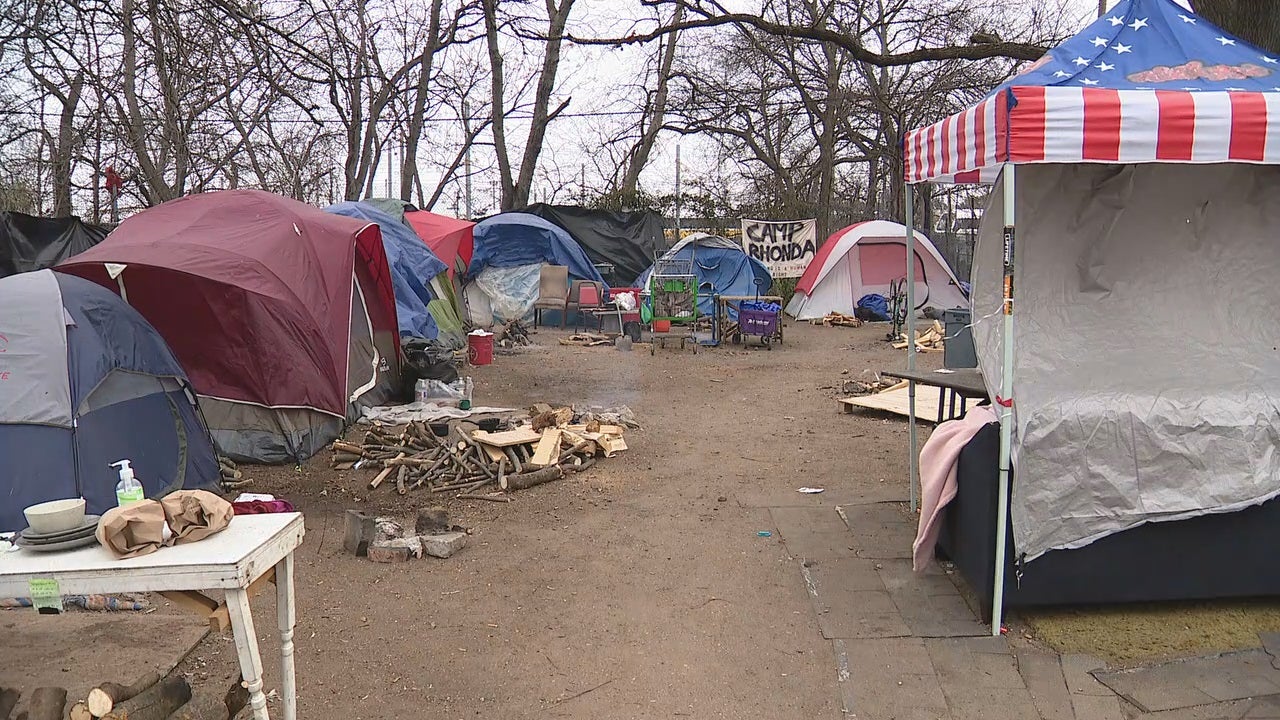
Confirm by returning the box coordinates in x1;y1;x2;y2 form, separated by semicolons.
838;386;942;422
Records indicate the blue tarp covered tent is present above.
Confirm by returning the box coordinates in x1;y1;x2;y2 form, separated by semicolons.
638;233;772;319
0;270;220;531
326;201;449;339
468;212;606;287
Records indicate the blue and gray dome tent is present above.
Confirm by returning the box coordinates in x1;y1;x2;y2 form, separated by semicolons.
638;233;772;319
0;270;219;531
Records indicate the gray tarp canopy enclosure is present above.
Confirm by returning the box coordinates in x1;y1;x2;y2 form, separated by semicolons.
0;270;219;531
972;163;1280;561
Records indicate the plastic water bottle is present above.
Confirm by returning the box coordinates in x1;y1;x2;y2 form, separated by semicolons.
111;459;144;506
460;377;473;411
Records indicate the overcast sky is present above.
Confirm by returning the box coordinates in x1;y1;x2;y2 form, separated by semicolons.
421;0;1197;214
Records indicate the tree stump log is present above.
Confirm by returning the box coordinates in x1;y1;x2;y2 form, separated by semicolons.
102;677;190;720
88;672;161;717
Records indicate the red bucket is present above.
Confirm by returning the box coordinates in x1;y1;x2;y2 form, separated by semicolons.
467;331;493;366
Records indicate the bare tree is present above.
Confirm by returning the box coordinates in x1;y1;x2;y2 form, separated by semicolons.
484;0;576;210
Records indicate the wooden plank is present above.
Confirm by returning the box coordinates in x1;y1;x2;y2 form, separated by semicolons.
838;386;942;423
529;429;563;468
160;568;276;633
478;443;506;463
472;427;542;448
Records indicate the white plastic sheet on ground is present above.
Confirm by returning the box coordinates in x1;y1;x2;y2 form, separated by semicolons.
972;163;1280;562
470;263;542;325
360;402;514;424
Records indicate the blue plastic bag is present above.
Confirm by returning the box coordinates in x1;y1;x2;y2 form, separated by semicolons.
857;293;890;321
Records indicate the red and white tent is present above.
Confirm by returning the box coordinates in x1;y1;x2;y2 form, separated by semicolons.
901;0;1280;633
785;221;967;321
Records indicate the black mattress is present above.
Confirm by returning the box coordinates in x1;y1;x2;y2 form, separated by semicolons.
937;422;1280;608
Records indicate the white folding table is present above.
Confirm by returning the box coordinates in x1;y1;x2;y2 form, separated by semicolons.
0;512;305;720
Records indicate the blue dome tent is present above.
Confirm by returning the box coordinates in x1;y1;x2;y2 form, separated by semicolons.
326;201;449;339
0;270;219;531
637;233;772;319
463;213;607;325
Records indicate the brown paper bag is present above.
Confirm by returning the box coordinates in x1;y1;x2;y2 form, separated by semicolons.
160;490;234;544
96;500;166;558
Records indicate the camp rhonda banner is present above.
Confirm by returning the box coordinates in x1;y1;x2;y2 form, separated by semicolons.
740;219;817;279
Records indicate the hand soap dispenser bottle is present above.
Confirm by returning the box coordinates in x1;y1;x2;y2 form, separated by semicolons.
111;459;144;506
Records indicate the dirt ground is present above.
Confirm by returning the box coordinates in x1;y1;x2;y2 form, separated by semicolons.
174;320;928;719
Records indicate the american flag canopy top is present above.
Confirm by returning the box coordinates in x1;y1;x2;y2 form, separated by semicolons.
903;0;1280;184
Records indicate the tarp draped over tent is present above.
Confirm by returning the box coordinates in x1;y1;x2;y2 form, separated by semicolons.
523;204;665;285
58;189;401;463
637;233;772;319
326;201;448;340
903;0;1280;565
0;270;219;531
0;212;108;278
464;213;607;325
786;220;968;321
468;212;605;284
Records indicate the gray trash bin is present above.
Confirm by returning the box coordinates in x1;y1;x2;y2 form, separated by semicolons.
942;308;977;368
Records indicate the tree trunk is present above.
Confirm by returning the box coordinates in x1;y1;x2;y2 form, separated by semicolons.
510;0;576;210
482;0;514;209
619;5;683;197
401;0;445;201
1194;1;1280;54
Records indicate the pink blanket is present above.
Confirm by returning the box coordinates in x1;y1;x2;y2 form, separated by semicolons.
913;404;998;572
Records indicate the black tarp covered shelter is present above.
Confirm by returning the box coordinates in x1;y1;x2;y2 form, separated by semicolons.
0;212;109;278
523;204;665;286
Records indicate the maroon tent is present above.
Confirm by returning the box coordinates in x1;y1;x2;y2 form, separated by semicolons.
58;189;400;462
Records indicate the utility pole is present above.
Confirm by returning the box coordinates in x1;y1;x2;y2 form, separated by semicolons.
1098;0;1107;17
462;100;473;218
674;144;682;237
385;140;393;197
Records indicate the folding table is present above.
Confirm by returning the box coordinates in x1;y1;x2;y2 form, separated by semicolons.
0;512;305;720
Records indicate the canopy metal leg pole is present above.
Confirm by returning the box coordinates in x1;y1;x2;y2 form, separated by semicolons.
991;163;1017;637
905;186;918;514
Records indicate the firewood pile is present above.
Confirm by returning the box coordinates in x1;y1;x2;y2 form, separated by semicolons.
891;320;945;352
559;333;613;347
1;672;246;720
493;319;532;348
330;405;628;501
216;457;249;491
841;376;902;396
810;312;863;328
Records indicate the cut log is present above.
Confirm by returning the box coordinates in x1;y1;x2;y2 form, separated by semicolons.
331;441;366;456
162;693;227;720
529;429;562;468
0;687;18;720
222;677;248;719
70;701;93;720
501;466;564;491
102;677;190;720
368;453;405;489
25;687;65;720
88;673;162;718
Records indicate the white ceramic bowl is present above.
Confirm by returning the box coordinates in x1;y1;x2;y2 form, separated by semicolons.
23;498;87;534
